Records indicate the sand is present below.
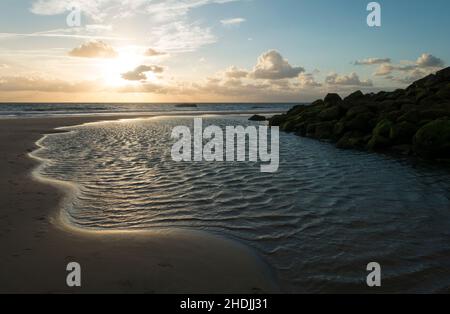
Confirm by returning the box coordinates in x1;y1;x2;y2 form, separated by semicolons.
0;115;279;294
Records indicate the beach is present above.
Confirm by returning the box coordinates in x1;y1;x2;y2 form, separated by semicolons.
0;115;279;294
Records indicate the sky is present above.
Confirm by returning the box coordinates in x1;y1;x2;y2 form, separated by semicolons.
0;0;449;102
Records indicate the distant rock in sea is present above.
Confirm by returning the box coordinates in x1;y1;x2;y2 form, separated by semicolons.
269;67;450;160
175;103;198;108
249;114;267;121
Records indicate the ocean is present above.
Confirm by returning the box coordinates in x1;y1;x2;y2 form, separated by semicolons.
0;103;295;118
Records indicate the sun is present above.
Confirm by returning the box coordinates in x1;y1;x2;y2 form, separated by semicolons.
100;49;144;87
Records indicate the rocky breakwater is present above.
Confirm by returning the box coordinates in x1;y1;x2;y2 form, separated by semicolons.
269;67;450;160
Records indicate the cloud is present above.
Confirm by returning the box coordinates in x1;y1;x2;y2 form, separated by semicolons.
416;53;445;68
250;50;304;80
373;53;445;83
30;0;241;21
0;64;9;69
325;72;373;87
374;64;395;76
390;69;429;84
121;65;165;81
29;1;244;54
220;18;246;27
149;21;216;53
354;58;391;65
298;73;322;88
144;48;167;57
0;76;98;92
68;40;118;58
224;66;248;79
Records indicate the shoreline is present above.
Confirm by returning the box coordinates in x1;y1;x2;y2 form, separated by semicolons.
0;114;280;293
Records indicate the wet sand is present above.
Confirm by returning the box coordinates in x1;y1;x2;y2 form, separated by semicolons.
0;115;279;293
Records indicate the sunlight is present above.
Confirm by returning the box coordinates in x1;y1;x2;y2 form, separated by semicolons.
100;49;144;87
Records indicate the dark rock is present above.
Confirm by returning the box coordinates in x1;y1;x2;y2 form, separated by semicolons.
346;105;370;118
436;83;450;99
380;110;403;122
281;119;298;132
318;106;342;121
373;119;394;138
389;121;418;144
272;67;450;161
336;132;368;149
366;119;394;151
345;112;376;132
413;118;450;159
249;114;267;122
268;114;286;126
344;90;364;102
398;110;421;124
435;67;450;80
313;121;336;139
287;105;307;116
324;93;342;106
391;145;413;155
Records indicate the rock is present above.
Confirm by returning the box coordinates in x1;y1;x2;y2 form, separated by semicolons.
268;114;287;126
287;105;307;116
324;93;342;106
346;105;370;118
336;132;370;149
345;112;376;132
365;119;395;151
436;83;450;99
272;67;450;162
398;110;421;124
419;95;444;107
420;109;450;121
318;106;342;121
333;121;346;137
380;110;403;122
373;119;394;138
344;90;364;102
389;121;418;144
413;118;450;159
249;114;267;122
313;121;336;139
391;144;413;155
367;134;391;151
281;119;298;132
435;67;450;80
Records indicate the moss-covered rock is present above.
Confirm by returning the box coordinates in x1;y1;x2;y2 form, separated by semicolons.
413;119;450;159
268;114;286;126
249;114;266;121
313;121;336;139
269;66;450;162
373;119;394;138
318;106;342;121
389;121;418;144
336;132;368;149
345;112;376;132
366;119;395;150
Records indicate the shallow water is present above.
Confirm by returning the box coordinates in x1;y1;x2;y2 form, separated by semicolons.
33;115;450;293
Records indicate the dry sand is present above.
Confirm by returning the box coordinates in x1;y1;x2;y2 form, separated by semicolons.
0;115;279;294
